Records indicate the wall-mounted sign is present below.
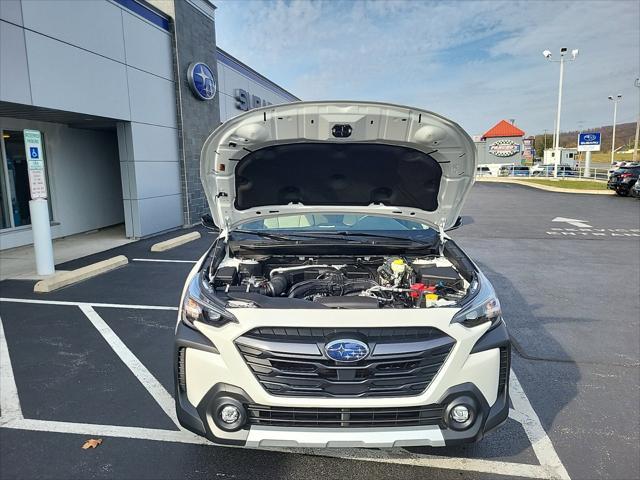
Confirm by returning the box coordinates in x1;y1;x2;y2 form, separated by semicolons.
489;139;520;157
577;132;601;152
234;88;273;111
187;62;217;101
23;129;48;199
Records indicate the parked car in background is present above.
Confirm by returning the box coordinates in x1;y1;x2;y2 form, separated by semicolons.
631;179;640;198
531;164;577;177
498;165;530;177
476;166;492;176
607;165;640;196
608;162;639;179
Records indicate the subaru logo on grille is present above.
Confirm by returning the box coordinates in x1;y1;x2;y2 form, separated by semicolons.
325;339;370;362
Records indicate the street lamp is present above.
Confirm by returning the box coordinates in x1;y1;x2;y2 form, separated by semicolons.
608;94;622;165
543;47;579;177
633;78;639;162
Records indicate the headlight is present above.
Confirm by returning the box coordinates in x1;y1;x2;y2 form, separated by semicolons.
181;272;237;329
452;272;502;328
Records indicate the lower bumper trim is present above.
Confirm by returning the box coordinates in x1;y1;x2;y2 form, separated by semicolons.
245;425;445;448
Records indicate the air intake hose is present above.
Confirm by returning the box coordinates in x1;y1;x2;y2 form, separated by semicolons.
264;274;289;297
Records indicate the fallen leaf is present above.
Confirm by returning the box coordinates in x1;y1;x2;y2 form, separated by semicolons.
82;438;103;449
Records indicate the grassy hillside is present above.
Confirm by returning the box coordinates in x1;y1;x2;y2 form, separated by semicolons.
532;122;637;154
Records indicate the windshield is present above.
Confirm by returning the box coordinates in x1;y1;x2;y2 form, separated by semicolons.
239;214;433;232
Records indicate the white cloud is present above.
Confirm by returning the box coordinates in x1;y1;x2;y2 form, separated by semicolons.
215;0;640;135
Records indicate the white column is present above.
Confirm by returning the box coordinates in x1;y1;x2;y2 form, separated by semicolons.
553;57;564;178
28;199;54;275
584;151;592;178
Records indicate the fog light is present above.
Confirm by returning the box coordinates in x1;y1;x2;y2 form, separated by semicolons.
219;404;240;424
450;405;470;423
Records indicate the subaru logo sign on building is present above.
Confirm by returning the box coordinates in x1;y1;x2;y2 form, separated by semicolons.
325;339;370;362
187;62;217;100
489;139;520;157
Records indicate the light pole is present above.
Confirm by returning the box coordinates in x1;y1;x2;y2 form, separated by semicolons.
543;47;579;177
608;94;622;165
633;78;639;162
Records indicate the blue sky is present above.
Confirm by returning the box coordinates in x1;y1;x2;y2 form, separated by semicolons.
215;0;639;136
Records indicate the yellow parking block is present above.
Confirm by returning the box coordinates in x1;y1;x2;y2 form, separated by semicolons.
150;231;201;252
34;255;129;293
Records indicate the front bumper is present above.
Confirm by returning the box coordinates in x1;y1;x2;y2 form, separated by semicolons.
174;318;511;448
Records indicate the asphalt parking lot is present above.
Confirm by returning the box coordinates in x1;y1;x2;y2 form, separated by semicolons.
1;183;638;480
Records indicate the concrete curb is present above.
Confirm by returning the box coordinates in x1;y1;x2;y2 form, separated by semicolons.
150;231;201;252
476;177;614;195
34;255;128;293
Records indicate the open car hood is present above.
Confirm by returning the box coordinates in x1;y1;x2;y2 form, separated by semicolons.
201;101;476;231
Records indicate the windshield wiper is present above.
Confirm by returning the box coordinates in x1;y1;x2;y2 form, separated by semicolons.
231;229;434;246
306;231;434;246
231;229;360;242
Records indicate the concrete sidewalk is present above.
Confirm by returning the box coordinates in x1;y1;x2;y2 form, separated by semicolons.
476;177;614;195
0;224;134;281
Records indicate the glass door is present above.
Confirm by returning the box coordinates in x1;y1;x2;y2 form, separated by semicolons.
2;130;32;227
0;131;13;229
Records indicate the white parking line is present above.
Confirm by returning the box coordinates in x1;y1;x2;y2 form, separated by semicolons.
0;297;571;479
0;297;178;311
1;417;207;445
133;258;197;264
0;315;23;424
510;372;571;480
0;416;550;479
77;304;183;430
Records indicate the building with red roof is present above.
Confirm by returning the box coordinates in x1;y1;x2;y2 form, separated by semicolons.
474;120;526;170
481;120;525;140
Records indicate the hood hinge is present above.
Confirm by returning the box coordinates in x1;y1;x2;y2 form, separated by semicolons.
438;219;447;256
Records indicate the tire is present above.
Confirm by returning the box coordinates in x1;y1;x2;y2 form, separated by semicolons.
615;187;629;196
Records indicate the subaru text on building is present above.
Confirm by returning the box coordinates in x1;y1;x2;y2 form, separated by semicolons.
174;101;511;448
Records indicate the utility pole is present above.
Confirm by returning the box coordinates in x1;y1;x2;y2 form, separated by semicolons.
608;94;622;164
633;78;639;162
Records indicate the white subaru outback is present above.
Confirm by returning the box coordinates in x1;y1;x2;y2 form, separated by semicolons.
174;101;510;448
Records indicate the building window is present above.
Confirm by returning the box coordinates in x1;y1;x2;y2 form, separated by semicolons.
0;130;52;230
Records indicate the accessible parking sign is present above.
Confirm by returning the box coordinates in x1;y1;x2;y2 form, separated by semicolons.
23;129;48;199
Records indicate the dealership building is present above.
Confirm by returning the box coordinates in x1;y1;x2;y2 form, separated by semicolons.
0;0;299;250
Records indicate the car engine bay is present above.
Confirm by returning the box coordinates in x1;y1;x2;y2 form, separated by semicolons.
205;254;471;309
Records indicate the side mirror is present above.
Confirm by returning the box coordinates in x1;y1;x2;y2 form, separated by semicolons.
201;214;219;231
446;216;463;231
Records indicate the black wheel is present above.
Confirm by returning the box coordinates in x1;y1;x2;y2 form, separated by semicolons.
615;187;629;196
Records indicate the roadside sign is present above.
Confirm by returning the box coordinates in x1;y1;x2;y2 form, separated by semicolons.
23;129;48;199
577;132;601;152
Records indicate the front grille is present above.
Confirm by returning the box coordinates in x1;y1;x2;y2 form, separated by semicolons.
498;346;510;395
245;327;446;342
236;327;455;398
246;404;444;428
